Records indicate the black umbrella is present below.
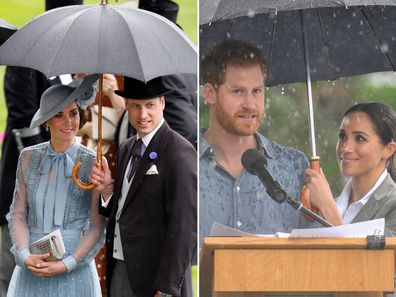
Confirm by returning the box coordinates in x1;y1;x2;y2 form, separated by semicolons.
0;18;16;45
200;1;396;215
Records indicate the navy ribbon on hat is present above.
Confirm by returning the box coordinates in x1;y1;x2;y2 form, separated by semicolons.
35;144;76;233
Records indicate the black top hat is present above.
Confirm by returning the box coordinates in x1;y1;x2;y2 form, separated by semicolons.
46;0;83;11
115;76;172;100
139;0;179;24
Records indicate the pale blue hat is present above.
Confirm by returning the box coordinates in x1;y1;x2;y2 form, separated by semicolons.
30;74;99;128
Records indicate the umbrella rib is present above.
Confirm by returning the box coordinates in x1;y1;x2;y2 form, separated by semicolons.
49;7;94;76
267;12;278;85
359;7;396;72
316;8;335;80
111;7;146;80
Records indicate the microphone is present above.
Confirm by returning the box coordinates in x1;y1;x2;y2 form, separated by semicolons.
241;149;287;203
241;148;333;227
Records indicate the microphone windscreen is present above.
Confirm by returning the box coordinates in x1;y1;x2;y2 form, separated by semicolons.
241;149;267;174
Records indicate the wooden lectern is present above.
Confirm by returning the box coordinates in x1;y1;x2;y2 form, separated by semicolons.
200;237;396;297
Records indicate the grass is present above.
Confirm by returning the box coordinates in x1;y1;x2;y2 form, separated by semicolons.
0;0;197;295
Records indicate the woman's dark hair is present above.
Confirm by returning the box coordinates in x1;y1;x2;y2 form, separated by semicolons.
343;102;396;181
78;106;87;129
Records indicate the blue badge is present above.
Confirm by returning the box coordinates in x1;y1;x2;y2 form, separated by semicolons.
149;151;158;160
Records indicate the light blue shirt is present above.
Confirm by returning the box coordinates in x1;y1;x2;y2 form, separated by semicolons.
199;130;310;245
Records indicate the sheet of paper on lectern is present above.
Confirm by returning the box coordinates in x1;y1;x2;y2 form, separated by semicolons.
210;218;384;239
289;218;384;238
210;222;289;238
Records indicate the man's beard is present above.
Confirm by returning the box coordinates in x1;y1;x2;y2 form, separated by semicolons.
215;104;263;136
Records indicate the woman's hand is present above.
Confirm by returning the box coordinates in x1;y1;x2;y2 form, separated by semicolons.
24;253;50;269
304;168;343;225
304;168;333;208
27;259;67;277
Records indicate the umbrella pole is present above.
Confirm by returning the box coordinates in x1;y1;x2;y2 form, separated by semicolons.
300;10;320;221
97;74;103;168
72;74;103;190
300;10;319;165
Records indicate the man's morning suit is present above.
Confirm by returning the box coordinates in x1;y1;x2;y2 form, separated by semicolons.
100;121;196;297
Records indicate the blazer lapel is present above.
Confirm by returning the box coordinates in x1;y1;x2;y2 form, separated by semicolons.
122;122;170;210
352;174;396;223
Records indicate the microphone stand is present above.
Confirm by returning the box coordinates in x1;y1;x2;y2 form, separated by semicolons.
286;196;333;227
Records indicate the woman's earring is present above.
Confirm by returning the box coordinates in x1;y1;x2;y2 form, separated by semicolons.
45;125;49;132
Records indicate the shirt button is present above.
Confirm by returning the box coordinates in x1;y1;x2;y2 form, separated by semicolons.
114;249;117;253
237;221;242;227
236;186;240;192
114;234;117;238
116;220;119;223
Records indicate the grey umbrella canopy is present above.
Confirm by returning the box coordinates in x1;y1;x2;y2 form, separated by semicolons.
0;18;17;45
0;4;197;82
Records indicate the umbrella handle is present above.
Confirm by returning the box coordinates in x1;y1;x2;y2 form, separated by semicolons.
72;161;96;190
300;156;320;222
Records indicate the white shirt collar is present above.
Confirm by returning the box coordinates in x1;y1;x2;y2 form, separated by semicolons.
137;118;164;148
337;169;388;223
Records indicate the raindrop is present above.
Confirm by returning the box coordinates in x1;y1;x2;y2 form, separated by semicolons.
380;43;389;53
352;12;356;17
360;20;363;26
292;87;296;93
281;86;285;95
226;32;231;38
358;30;363;36
247;9;255;18
346;23;351;29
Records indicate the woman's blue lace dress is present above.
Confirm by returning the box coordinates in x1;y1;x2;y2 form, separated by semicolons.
6;141;105;297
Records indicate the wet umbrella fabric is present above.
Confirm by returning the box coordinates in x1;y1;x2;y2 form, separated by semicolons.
0;4;197;82
200;2;396;86
0;18;16;45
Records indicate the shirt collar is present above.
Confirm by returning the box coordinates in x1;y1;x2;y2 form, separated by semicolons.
137;118;164;148
337;169;389;208
199;129;275;160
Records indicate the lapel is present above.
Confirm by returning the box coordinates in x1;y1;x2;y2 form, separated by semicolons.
122;122;170;211
352;174;396;223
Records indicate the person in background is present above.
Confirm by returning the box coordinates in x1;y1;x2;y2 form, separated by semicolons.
7;74;105;297
305;102;396;235
89;76;196;297
199;39;309;244
0;3;83;296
